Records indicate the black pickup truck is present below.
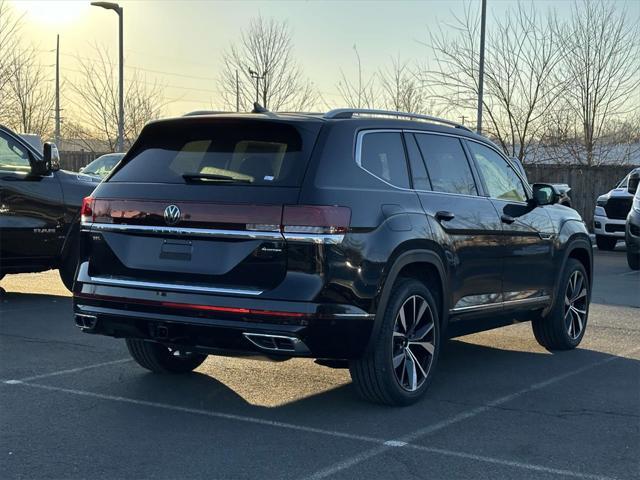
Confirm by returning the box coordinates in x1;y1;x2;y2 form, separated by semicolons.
0;125;100;290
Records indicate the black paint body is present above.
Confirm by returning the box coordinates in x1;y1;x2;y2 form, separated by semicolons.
0;126;99;275
73;114;593;360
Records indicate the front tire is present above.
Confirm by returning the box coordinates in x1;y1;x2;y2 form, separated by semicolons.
532;259;590;351
595;235;617;251
126;339;207;373
350;278;440;406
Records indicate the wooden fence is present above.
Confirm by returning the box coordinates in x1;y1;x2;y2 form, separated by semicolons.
524;164;637;229
58;150;636;230
59;151;109;172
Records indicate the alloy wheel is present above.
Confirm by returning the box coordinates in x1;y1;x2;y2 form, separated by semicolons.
392;295;436;392
564;271;588;340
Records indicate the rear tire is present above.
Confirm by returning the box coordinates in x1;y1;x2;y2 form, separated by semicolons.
627;250;640;270
59;239;79;292
349;278;440;406
126;338;207;373
595;235;617;251
532;259;589;351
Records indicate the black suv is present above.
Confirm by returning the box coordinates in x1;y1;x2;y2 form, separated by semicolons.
74;108;592;405
0;125;99;290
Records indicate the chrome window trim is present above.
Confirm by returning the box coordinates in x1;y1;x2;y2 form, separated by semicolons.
354;129;484;200
83;223;284;241
85;275;264;296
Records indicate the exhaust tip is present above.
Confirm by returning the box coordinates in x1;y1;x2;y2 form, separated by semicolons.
243;333;310;354
75;313;98;330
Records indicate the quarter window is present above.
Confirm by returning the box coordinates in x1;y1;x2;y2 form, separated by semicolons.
359;132;410;189
414;134;477;196
467;142;528;202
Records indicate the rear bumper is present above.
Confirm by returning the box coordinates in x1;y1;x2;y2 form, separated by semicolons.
73;280;374;360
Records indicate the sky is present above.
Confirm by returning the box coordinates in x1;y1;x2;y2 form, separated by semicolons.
11;0;640;117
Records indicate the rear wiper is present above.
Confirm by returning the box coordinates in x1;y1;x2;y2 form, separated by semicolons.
182;173;251;184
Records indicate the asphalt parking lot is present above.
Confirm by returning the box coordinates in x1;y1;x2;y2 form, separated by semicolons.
1;247;638;480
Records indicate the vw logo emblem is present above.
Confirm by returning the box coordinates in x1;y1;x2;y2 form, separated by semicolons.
164;205;181;225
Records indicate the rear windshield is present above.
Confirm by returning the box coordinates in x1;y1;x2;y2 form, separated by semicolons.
109;119;319;187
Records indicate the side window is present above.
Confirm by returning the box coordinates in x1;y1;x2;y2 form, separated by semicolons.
414;134;477;196
359;132;410;189
467;142;528;202
0;133;31;173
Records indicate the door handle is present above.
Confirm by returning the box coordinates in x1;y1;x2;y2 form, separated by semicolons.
501;214;515;224
435;211;455;222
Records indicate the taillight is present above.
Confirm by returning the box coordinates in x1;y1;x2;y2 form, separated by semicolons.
282;205;351;234
80;196;95;224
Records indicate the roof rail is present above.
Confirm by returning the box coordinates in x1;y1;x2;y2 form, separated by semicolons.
323;108;473;132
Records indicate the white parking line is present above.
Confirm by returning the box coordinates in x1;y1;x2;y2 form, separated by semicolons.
3;358;132;384
301;347;639;480
4;380;618;480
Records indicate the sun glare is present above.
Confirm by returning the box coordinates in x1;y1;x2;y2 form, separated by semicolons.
16;1;89;25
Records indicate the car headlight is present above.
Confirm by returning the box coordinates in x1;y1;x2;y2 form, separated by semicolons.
596;198;607;207
594;206;606;216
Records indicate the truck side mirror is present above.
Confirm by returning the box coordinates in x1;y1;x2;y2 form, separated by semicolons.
43;142;60;171
628;172;639;195
531;183;558;206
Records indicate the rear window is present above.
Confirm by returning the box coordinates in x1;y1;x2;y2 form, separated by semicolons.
109;119;319;186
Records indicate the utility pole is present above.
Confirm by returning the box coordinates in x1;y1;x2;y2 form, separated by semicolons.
235;69;240;112
55;34;60;146
476;0;487;134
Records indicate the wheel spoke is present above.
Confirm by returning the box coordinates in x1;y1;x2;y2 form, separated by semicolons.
406;348;428;379
398;307;407;333
393;351;405;368
416;299;428;325
572;288;587;303
409;340;434;355
405;352;418;391
572;305;587;315
412;320;434;341
573;275;583;301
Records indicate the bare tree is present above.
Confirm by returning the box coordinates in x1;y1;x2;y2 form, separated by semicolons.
68;44;165;151
554;0;640;165
423;2;566;161
378;55;428;113
0;0;24;122
6;46;54;138
336;45;379;109
220;16;317;112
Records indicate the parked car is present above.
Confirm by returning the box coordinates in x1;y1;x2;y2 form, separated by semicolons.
80;153;125;178
74;107;592;405
509;157;572;207
594;167;640;250
625;172;640;270
0;125;100;290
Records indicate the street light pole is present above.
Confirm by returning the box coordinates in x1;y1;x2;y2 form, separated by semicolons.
476;0;487;134
248;68;266;107
91;2;124;152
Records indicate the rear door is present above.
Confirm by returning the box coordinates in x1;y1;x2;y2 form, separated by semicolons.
408;132;504;315
80;118;321;294
465;140;555;308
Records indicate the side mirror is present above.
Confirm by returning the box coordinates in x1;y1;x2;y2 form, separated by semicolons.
531;183;558;206
43;142;60;171
628;172;639;195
